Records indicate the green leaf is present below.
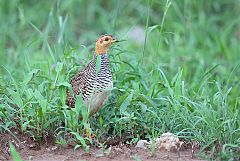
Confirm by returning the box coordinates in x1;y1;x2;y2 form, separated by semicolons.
1;103;15;111
57;82;72;87
55;62;63;73
58;87;67;105
116;93;128;107
202;64;219;80
99;115;103;127
22;121;30;131
147;25;161;35
171;69;183;100
6;88;23;107
23;69;40;86
119;92;133;114
74;144;81;150
57;81;73;96
75;94;89;123
2;66;20;93
96;55;101;74
38;81;48;93
0;111;6;119
44;117;59;128
148;0;153;6
157;68;173;98
28;108;35;117
70;132;89;150
40;99;47;119
136;94;156;108
25;88;34;99
75;94;83;110
33;90;44;100
9;142;22;161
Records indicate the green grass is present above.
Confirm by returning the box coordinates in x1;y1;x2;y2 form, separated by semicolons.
1;0;240;160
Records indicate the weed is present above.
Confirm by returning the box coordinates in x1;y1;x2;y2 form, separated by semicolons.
0;0;240;160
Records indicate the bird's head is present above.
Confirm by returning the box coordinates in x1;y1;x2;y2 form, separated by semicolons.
95;34;118;54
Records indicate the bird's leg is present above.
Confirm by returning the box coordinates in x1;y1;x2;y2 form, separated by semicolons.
85;120;96;138
79;111;94;138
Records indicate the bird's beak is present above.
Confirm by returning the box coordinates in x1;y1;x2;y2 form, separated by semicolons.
112;38;119;43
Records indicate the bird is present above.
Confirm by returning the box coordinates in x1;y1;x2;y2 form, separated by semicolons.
66;34;118;118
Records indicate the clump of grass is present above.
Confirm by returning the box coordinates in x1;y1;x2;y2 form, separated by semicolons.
0;0;240;160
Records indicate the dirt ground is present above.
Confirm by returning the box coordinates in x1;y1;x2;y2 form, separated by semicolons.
4;144;205;161
0;130;206;161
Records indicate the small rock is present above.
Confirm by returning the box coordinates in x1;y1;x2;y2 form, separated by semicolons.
156;132;184;152
135;140;150;149
29;142;41;151
95;147;112;157
114;147;123;153
46;145;58;152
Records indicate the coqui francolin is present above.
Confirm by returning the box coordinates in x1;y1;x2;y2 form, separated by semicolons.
66;34;118;118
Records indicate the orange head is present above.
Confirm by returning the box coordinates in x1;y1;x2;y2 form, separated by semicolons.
95;34;118;54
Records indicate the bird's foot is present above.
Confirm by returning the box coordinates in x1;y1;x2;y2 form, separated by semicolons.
85;127;96;139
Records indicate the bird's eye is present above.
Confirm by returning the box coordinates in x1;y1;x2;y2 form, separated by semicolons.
105;37;109;41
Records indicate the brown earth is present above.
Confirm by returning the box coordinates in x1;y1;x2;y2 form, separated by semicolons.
7;144;205;161
0;130;206;161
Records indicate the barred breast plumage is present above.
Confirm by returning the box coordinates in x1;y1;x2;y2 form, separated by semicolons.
66;34;117;116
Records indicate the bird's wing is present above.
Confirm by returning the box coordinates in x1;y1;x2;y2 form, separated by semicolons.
66;68;87;107
66;56;96;107
70;68;87;96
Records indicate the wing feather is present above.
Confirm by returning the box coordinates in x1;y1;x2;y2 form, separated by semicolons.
66;57;96;107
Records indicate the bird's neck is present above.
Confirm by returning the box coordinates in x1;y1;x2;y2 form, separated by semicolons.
96;53;112;78
99;54;110;70
95;45;108;55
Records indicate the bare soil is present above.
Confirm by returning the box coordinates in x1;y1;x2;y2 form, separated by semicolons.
7;145;205;161
1;130;206;161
